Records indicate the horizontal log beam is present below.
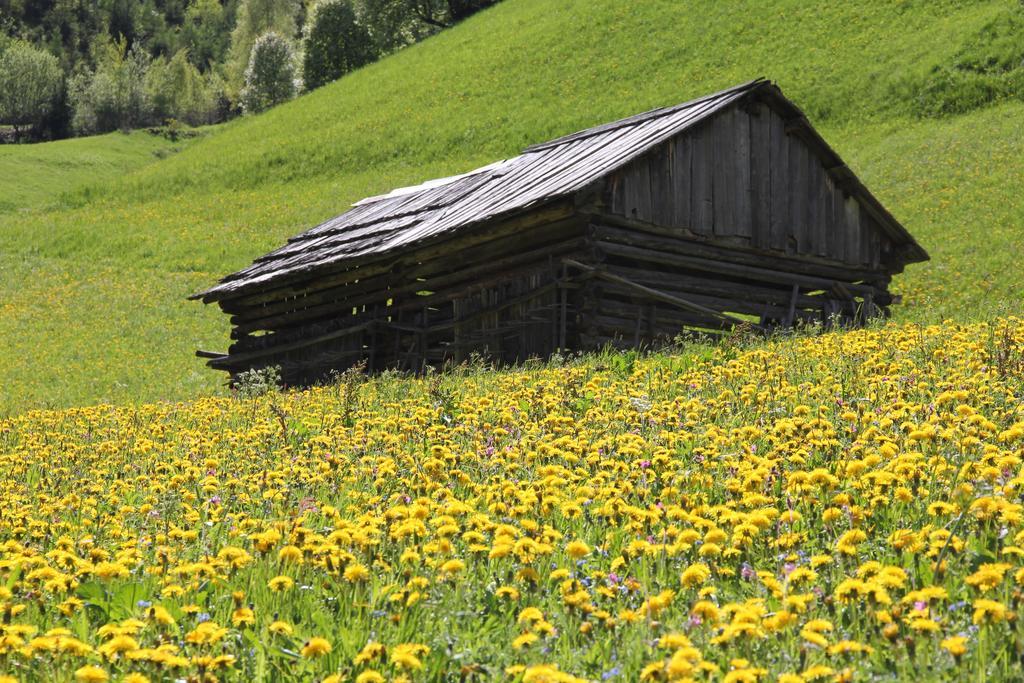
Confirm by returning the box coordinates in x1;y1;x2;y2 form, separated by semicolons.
209;321;375;370
563;259;766;332
588;217;892;285
594;240;885;299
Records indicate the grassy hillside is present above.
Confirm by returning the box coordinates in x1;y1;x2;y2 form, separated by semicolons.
0;131;194;214
1;0;1023;413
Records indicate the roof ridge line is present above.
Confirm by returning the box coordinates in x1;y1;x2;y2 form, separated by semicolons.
522;77;766;154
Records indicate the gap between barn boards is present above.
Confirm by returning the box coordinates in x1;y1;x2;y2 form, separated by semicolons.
196;275;592;369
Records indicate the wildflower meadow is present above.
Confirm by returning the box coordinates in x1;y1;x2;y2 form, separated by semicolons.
1;319;1023;681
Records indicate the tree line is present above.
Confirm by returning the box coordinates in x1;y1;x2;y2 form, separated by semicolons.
0;0;497;141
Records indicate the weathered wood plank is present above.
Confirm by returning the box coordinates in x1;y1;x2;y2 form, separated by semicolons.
768;108;789;251
844;196;862;266
814;159;833;258
806;140;824;256
588;218;892;283
608;173;625;215
211;320;376;369
750;102;771;249
562;258;766;331
788;132;807;255
712;108;735;237
734;106;753;239
625;155;652;222
604;261;831;310
650;143;674;227
596;279;816;321
670;135;692;230
595;239;887;299
690;123;714;235
826;175;842;262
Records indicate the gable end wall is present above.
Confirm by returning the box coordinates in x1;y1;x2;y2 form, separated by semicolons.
602;100;894;269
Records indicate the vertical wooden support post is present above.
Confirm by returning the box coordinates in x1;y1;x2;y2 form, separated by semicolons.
367;306;377;371
633;304;643;347
517;279;526;363
419;304;428;373
783;283;799;328
452;299;463;365
863;292;876;324
549;261;559;354
392;308;402;370
822;299;839;329
558;264;568;351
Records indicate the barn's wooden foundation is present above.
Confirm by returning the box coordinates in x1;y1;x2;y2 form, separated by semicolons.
194;80;927;385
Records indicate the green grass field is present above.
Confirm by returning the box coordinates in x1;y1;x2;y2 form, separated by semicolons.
1;0;1022;414
0;131;193;214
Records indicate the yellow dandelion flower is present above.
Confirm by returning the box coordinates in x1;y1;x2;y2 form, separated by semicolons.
681;563;711;588
439;559;465;575
278;545;303;563
518;607;544;625
390;643;429;670
513;632;539;649
344;563;370;582
565;541;590;559
231;607;255;627
74;666;109;683
268;575;295;592
354;641;386;664
269;620;293;636
941;635;968;657
301;637;332;658
973;599;1008;625
496;586;520;601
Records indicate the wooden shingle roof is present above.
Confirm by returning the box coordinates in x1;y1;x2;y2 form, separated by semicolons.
195;79;925;303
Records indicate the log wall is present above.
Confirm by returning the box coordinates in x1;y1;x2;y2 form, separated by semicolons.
210;210;590;385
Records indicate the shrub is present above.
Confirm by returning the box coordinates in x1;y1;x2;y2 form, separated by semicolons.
233;365;282;398
0;40;63;136
240;32;299;115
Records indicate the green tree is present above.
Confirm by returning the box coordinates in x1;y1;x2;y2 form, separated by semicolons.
354;0;496;53
239;31;297;114
0;40;64;136
147;48;220;125
227;0;300;99
302;0;374;91
182;0;231;70
69;38;151;134
107;0;140;43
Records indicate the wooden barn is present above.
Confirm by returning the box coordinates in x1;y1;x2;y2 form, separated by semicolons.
193;79;928;385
